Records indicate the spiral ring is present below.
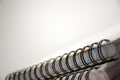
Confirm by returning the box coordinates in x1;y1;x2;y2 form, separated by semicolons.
59;53;68;73
39;63;47;78
88;43;98;65
45;59;55;78
6;39;110;80
22;70;26;80
28;67;33;80
52;56;61;75
97;39;110;62
80;46;90;67
66;51;75;72
73;48;82;69
34;65;40;80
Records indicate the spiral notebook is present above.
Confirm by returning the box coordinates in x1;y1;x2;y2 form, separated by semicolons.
49;59;120;80
5;38;120;80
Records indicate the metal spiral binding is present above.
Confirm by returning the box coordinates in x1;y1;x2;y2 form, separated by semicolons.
59;53;68;73
80;46;90;67
52;56;61;75
73;48;82;69
54;67;96;80
34;65;40;80
66;51;75;71
6;39;111;80
45;60;52;78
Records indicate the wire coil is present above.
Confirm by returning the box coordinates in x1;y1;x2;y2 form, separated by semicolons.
6;39;113;80
54;67;97;80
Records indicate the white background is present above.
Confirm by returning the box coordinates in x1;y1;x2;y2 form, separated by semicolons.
0;0;120;80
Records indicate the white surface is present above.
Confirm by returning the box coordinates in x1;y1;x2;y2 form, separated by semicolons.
0;0;120;80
